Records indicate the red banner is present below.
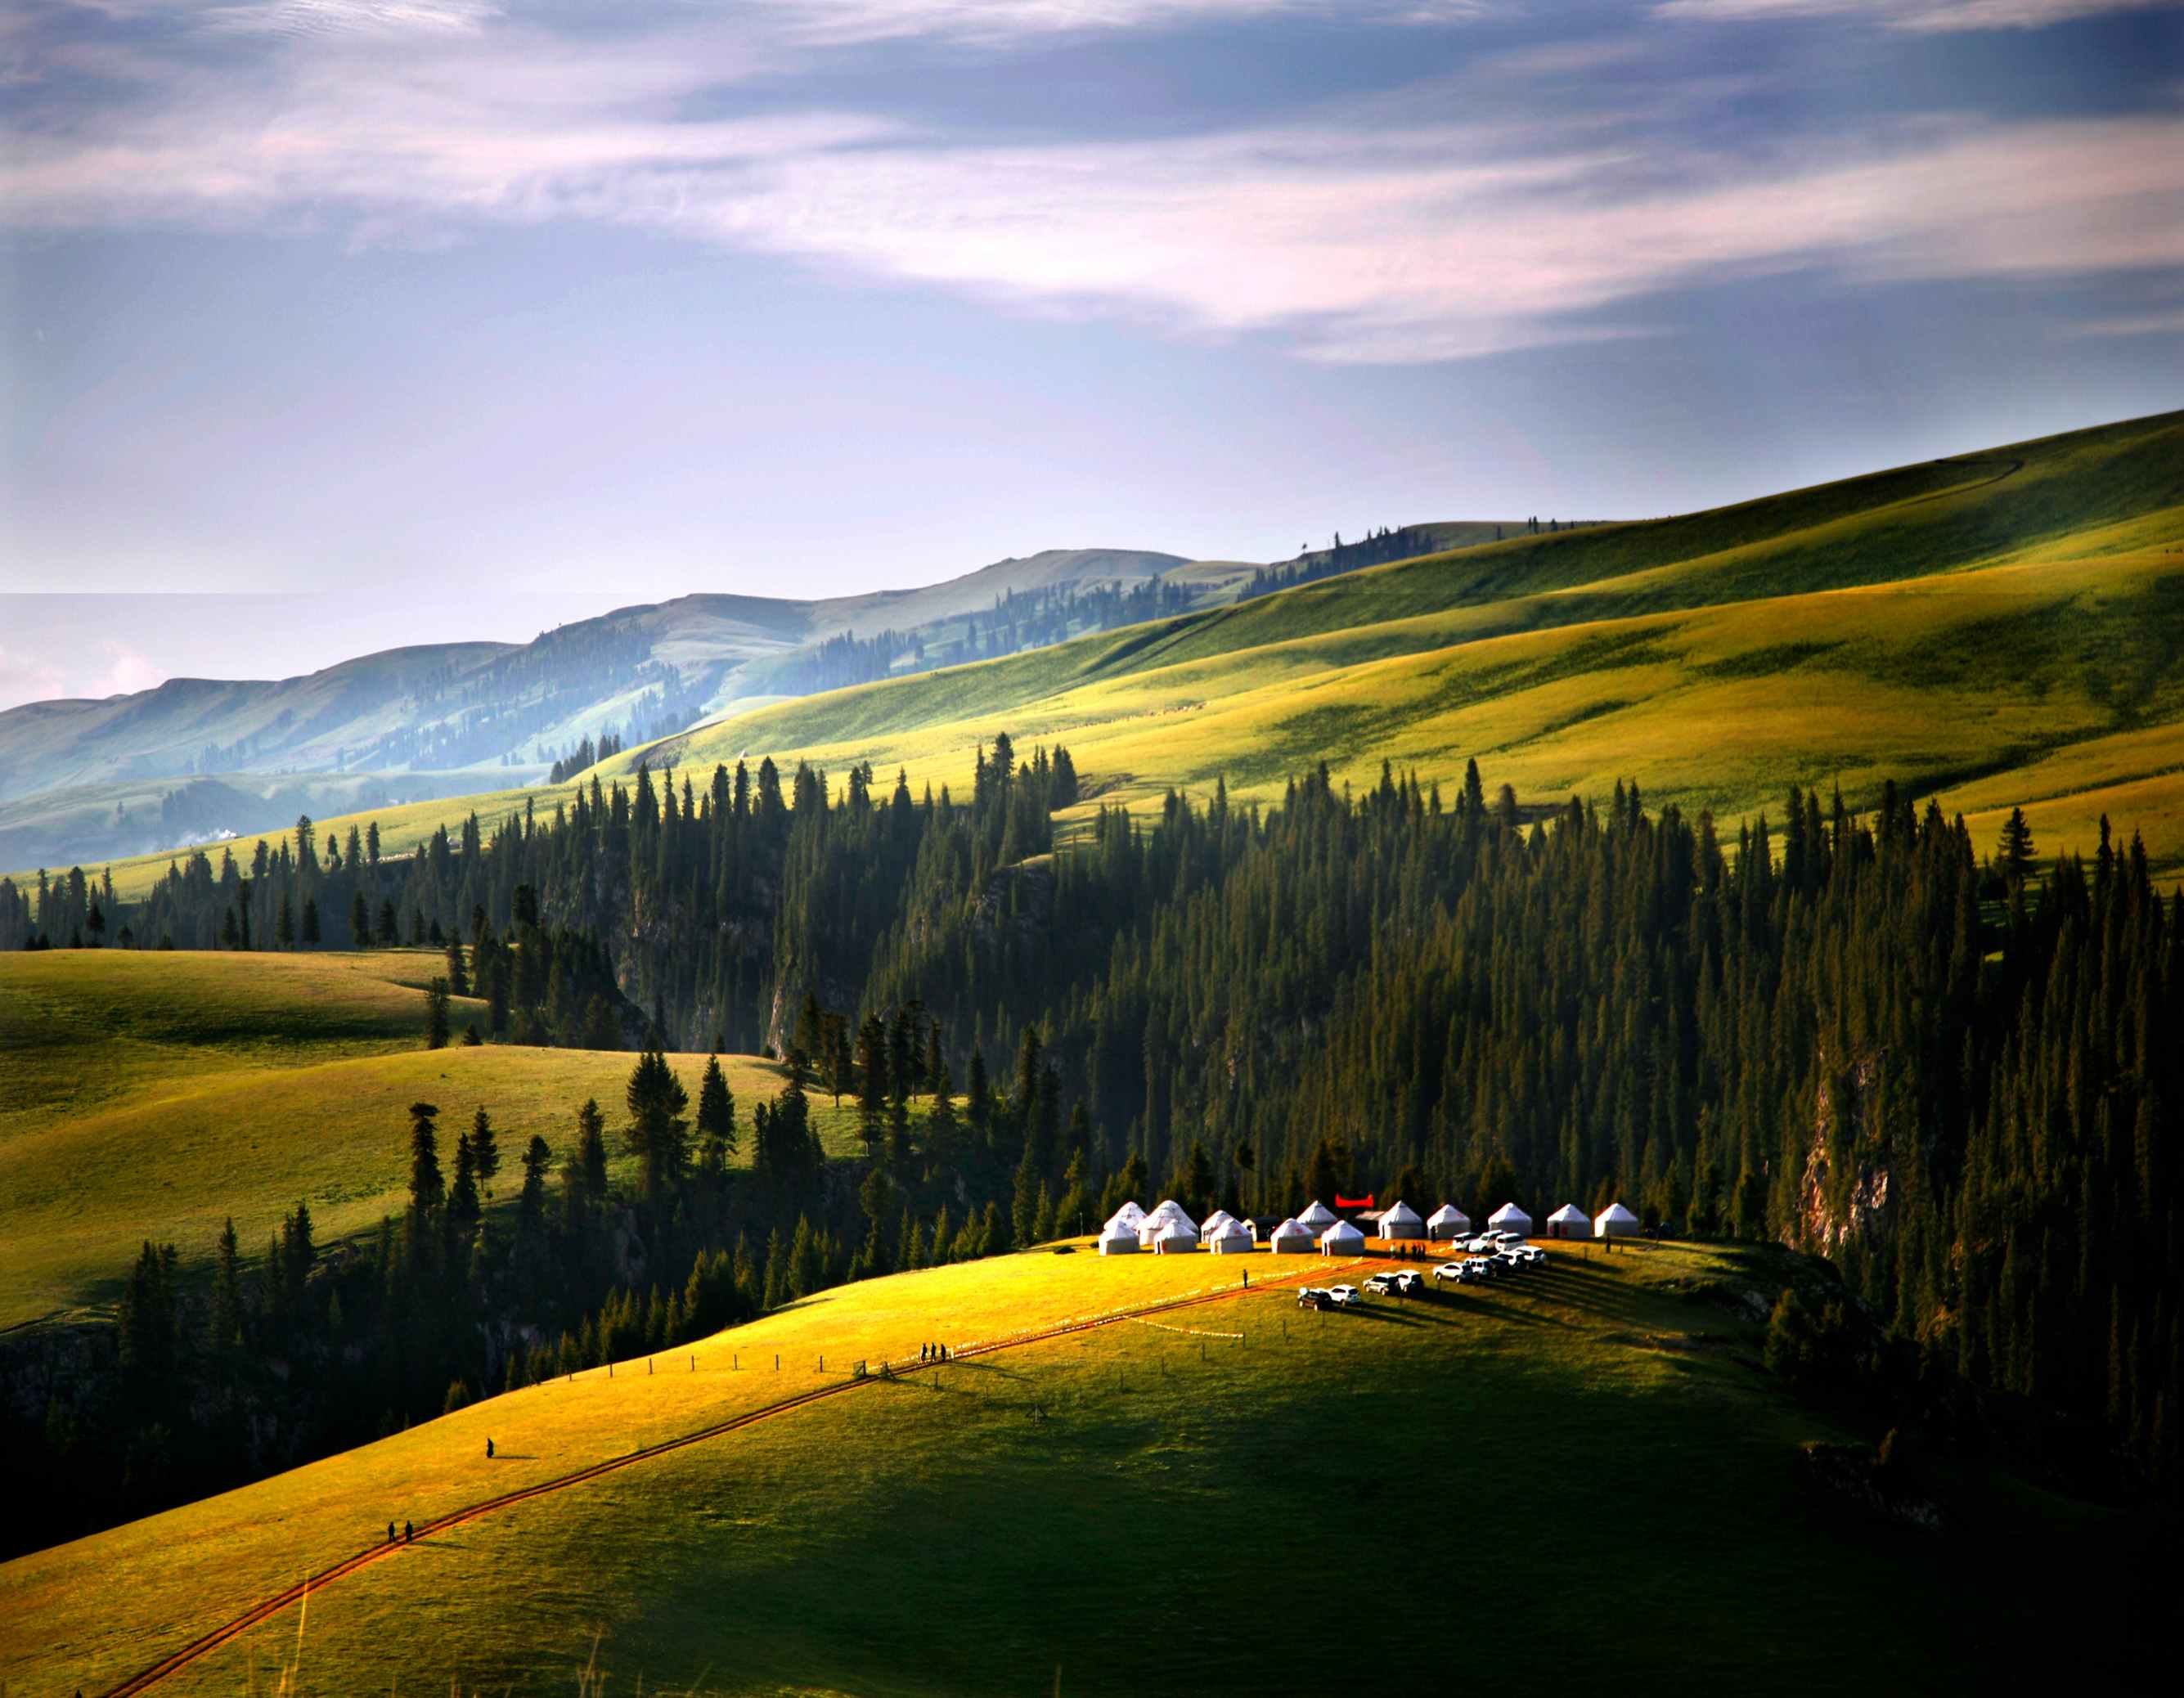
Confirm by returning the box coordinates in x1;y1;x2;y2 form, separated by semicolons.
1335;1193;1376;1211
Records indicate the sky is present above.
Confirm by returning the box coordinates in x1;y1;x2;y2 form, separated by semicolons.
2;0;2181;708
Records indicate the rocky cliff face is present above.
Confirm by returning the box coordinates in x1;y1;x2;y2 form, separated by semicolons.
1791;1048;1895;1255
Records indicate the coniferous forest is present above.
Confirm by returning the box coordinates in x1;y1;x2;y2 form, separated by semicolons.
3;742;2178;1555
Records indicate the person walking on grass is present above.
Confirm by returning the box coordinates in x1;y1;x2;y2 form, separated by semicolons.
404;1520;414;1543
486;1436;495;1458
387;1521;395;1543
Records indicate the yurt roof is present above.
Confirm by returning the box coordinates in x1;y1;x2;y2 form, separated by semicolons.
1112;1202;1147;1225
1380;1201;1423;1227
1547;1204;1589;1224
1148;1198;1188;1220
1489;1202;1533;1226
1269;1217;1312;1239
1209;1220;1252;1242
1427;1204;1470;1224
1595;1202;1640;1224
1201;1209;1235;1230
1151;1220;1198;1242
1298;1200;1338;1226
1097;1221;1138;1242
1321;1219;1365;1244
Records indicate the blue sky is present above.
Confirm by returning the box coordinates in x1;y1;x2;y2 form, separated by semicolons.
2;0;2181;707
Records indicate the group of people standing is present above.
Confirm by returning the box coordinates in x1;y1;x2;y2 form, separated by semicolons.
919;1342;950;1363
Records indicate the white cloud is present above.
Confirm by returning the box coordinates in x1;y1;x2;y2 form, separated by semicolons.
1651;0;2181;31
89;640;165;697
0;636;164;705
2064;304;2184;335
748;0;1491;47
0;642;70;710
200;1;504;36
4;6;2180;362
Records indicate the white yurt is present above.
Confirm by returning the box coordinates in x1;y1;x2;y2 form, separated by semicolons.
1426;1204;1472;1242
1488;1202;1534;1236
1319;1218;1366;1256
1208;1220;1254;1255
1268;1218;1315;1254
1379;1201;1425;1241
1297;1200;1339;1237
1545;1203;1590;1240
1595;1202;1641;1239
1149;1220;1198;1255
1097;1221;1141;1256
1198;1208;1237;1242
1112;1201;1147;1231
1139;1202;1198;1247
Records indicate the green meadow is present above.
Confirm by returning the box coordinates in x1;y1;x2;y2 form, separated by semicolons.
0;1240;2154;1695
0;950;888;1329
35;407;2184;903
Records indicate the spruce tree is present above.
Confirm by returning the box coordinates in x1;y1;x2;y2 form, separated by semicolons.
407;1102;445;1215
622;1049;691;1202
577;1098;609;1202
211;1216;244;1350
855;1013;888;1160
470;1106;500;1196
696;1055;738;1170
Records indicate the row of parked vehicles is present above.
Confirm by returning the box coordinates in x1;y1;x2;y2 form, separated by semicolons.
1295;1232;1549;1309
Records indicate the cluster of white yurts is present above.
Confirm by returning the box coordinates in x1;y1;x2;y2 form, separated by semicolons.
1095;1195;1642;1255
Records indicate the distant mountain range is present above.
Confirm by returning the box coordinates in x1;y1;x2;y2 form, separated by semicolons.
1;532;1510;868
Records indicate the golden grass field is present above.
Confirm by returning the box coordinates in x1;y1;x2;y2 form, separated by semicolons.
0;950;888;1330
0;1238;2155;1695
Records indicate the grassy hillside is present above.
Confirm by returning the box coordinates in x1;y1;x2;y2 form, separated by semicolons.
623;411;2184;868
0;766;525;880
0;950;881;1330
0;1240;2155;1695
25;408;2184;901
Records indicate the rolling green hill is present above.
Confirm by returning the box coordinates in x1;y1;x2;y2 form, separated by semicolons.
622;411;2184;869
0;950;885;1330
0;1240;2155;1695
23;407;2184;905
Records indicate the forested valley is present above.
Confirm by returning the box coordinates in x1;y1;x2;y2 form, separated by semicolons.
3;738;2177;1556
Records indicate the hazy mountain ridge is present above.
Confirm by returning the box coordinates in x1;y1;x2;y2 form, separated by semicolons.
0;546;1234;862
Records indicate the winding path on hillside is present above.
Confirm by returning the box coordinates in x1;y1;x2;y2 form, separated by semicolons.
98;1256;1365;1697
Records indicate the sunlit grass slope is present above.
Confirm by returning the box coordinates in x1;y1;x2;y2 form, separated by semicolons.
0;950;875;1329
0;1242;2153;1695
36;408;2184;901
